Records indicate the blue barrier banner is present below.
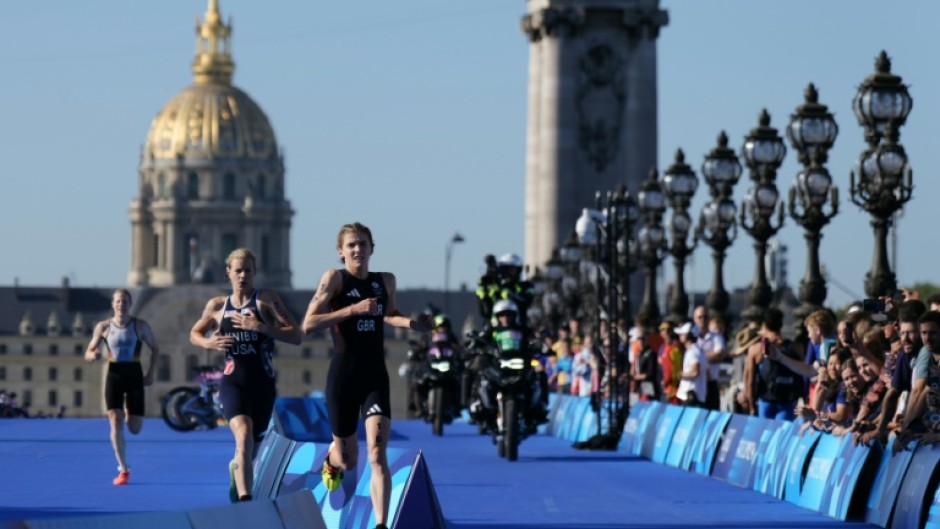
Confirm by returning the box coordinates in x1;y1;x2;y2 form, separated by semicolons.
820;434;874;521
666;406;708;469
724;416;775;489
545;393;563;436
924;474;940;529
575;400;599;442
277;443;419;529
619;401;651;453
690;411;732;476
651;405;685;464
252;430;296;500
892;442;940;529
866;437;918;528
556;397;587;441
710;414;749;482
638;402;667;459
799;433;842;511
753;420;794;497
566;398;593;442
783;428;821;505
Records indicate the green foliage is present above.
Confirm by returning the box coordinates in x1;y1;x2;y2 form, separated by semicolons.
907;282;940;305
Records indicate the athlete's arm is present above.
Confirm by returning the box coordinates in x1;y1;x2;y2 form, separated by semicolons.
382;273;432;332
84;320;108;361
252;290;303;345
302;269;375;334
137;319;160;386
190;297;234;351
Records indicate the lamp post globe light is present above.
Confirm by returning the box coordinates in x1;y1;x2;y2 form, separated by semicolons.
663;149;699;322
787;84;839;325
637;168;667;323
849;51;914;297
696;132;743;322
740;110;787;323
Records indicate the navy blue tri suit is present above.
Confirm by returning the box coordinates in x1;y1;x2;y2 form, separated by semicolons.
218;290;277;441
326;270;391;437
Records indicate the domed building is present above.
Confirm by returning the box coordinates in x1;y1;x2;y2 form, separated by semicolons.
128;0;293;288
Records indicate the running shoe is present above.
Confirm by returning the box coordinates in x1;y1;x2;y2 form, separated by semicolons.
321;457;343;492
228;460;238;503
113;470;130;486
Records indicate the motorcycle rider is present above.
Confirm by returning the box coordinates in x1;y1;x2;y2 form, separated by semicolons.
477;300;549;436
476;253;536;329
415;314;463;422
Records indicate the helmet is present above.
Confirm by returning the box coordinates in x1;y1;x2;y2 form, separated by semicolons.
493;299;519;319
497;253;523;268
433;314;450;329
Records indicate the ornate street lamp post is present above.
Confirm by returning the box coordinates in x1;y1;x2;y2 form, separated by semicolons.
527;266;546;329
849;51;914;297
787;84;839;323
696;132;742;323
637;169;667;322
663;149;699;322
740;110;787;323
444;232;465;314
575;185;638;439
543;249;565;330
560;232;583;322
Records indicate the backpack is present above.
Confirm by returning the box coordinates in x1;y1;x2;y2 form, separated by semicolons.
756;339;804;404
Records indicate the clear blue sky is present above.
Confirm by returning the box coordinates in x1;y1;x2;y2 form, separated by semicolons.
0;1;936;312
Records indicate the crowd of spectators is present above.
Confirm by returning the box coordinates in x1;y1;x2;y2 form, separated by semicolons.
532;289;940;451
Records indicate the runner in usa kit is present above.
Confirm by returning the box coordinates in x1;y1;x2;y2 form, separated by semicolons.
303;222;432;529
190;248;302;502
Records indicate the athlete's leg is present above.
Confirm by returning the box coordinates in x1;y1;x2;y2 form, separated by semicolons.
365;414;391;526
107;409;128;471
328;432;359;471
126;415;143;435
229;415;255;498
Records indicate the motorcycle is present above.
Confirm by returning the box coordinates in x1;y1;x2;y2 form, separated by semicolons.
466;329;542;462
161;365;224;431
415;333;462;436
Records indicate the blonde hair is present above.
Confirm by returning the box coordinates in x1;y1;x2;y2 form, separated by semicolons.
336;222;374;263
225;248;257;269
336;222;373;249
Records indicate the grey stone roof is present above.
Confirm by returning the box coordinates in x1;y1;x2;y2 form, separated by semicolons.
0;284;481;338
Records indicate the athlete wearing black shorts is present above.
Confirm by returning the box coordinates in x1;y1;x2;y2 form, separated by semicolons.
325;270;392;436
85;289;159;486
303;222;433;529
104;319;146;416
217;290;278;441
191;248;301;503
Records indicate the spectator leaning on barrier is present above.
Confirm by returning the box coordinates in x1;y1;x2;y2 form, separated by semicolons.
800;347;854;434
850;329;891;446
896;310;940;451
803;309;838;404
744;308;805;421
676;322;707;407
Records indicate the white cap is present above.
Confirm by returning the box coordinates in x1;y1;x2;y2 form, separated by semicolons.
675;322;699;338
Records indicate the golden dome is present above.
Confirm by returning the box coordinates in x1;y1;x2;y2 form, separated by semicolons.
143;0;277;161
144;84;277;160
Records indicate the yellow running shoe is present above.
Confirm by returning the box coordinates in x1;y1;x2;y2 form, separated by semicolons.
228;460;238;503
321;457;343;492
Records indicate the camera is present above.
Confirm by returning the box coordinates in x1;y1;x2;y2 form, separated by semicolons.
862;298;885;313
